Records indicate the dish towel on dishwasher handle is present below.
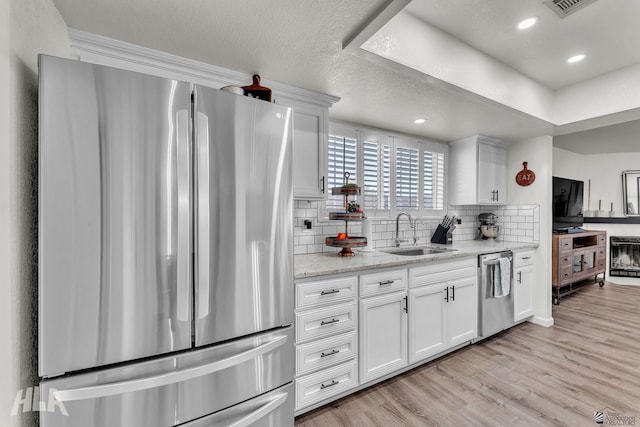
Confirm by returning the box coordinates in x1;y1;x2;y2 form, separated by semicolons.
492;257;511;298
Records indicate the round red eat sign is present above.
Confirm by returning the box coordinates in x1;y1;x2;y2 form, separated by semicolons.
516;162;536;186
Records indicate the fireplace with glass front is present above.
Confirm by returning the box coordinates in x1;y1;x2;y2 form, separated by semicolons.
610;236;640;277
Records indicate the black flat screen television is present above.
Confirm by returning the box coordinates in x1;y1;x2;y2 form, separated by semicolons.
552;176;584;232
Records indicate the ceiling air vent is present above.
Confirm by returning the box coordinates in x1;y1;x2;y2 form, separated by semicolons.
543;0;600;18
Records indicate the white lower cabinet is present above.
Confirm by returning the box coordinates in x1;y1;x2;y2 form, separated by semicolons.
359;290;408;383
295;257;484;414
294;274;359;412
408;257;477;364
445;276;478;346
296;331;357;376
514;249;535;321
295;359;358;410
295;302;357;343
408;284;446;363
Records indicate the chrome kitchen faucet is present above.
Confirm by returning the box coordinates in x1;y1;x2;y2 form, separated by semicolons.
395;212;414;247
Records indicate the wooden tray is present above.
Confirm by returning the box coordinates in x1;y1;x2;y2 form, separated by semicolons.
329;212;365;221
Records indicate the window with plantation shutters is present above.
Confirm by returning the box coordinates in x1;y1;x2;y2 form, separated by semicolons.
395;146;420;210
325;123;447;218
423;150;445;210
362;139;390;211
326;133;357;210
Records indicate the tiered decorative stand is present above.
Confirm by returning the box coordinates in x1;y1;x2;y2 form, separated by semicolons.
325;172;367;256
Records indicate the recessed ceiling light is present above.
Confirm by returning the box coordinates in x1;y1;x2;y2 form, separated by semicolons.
567;54;586;63
414;118;426;124
517;17;538;30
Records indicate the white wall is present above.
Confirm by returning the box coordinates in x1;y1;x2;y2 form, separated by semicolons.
552;147;586;180
553;147;640;215
1;0;12;422
584;153;640;215
3;1;69;426
555;63;640;125
508;136;554;327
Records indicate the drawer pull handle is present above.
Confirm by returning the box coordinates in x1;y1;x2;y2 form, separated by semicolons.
320;318;339;326
320;349;340;358
320;289;340;295
379;280;395;286
521;256;531;260
320;380;339;390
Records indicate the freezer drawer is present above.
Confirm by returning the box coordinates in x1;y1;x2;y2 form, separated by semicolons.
39;327;294;427
180;383;293;427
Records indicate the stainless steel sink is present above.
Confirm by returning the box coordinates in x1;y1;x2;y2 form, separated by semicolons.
379;246;457;256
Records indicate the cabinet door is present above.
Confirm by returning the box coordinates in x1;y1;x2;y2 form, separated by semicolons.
408;285;446;364
493;146;507;203
359;291;407;384
446;276;477;347
477;143;507;204
292;105;327;200
514;264;534;322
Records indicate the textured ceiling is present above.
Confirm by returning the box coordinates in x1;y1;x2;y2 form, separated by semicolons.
49;0;640;152
405;0;640;90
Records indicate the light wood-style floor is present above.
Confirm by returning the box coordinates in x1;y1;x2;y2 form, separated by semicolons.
295;282;640;426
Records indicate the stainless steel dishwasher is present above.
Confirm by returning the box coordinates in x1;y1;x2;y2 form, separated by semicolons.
474;251;514;342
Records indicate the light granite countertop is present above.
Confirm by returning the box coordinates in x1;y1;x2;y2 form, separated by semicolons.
294;240;538;279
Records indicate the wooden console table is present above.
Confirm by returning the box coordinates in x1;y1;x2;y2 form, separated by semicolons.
552;230;606;305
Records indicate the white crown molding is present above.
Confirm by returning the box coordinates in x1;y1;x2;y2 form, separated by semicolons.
68;28;340;109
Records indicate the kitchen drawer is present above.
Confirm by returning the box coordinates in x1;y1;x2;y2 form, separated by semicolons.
296;276;357;310
296;331;357;376
597;259;606;271
409;257;476;288
597;247;606;259
359;269;407;297
296;302;357;343
295;359;358;411
514;250;535;267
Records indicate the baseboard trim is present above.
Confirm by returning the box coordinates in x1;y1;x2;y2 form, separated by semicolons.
530;315;554;327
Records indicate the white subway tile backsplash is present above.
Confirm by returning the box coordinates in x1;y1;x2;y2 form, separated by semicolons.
292;200;539;254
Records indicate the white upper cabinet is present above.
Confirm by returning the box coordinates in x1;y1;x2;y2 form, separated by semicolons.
449;135;508;205
277;99;332;200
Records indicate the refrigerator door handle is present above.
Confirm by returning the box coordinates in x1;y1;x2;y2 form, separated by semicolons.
53;334;288;402
177;109;191;322
195;110;210;319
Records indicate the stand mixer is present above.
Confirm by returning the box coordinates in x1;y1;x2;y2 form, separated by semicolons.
476;213;500;240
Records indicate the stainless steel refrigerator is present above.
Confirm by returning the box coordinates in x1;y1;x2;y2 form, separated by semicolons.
38;55;294;426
